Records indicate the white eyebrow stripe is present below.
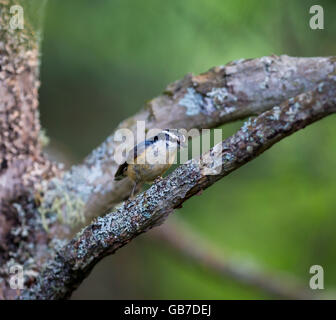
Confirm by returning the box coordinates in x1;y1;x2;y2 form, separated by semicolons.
162;130;178;140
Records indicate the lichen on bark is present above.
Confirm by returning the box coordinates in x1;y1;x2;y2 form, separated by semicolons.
0;0;63;299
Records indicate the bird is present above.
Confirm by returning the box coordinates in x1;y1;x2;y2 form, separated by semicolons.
114;129;186;198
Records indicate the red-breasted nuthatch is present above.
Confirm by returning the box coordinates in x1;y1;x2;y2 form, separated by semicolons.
114;129;186;197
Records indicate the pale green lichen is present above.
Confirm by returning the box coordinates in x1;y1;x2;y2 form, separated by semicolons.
269;106;281;121
38;128;50;148
206;87;237;116
179;87;204;116
38;138;116;230
38;177;86;230
179;87;233;116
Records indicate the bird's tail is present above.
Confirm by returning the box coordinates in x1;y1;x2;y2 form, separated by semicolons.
114;162;128;181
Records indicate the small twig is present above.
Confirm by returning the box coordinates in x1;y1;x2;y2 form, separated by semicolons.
153;219;316;300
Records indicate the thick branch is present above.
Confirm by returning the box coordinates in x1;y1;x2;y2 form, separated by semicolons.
0;0;60;300
39;55;336;225
21;75;336;299
0;0;50;176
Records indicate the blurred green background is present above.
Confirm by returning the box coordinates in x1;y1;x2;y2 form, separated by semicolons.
39;0;336;299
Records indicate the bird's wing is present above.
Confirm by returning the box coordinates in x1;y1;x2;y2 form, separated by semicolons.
114;137;158;181
127;138;156;163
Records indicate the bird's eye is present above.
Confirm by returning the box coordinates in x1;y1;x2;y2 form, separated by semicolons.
154;136;158;142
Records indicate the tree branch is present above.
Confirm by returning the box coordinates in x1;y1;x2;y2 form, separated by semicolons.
44;140;320;299
153;219;322;300
21;74;336;299
0;0;62;299
1;0;334;302
0;0;53;183
38;55;336;225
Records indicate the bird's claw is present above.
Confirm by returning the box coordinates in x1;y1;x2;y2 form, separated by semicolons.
154;176;163;184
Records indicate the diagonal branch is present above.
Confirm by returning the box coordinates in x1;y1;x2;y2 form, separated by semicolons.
44;140;320;299
153;219;322;300
38;55;336;225
21;74;336;299
1;0;334;302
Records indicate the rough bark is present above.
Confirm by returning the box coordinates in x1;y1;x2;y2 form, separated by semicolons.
38;55;336;225
0;0;63;299
0;2;335;298
0;0;54;195
20;76;336;299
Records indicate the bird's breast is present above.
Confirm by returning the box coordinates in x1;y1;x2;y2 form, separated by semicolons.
126;146;177;183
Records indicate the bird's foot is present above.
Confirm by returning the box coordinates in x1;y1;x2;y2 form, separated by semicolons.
153;176;163;184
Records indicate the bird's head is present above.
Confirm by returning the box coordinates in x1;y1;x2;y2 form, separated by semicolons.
160;129;186;148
